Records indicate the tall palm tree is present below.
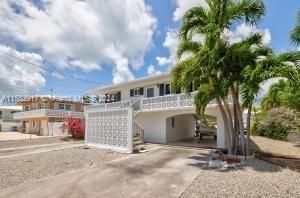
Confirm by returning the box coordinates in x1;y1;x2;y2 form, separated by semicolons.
172;0;300;155
291;10;300;46
172;0;266;155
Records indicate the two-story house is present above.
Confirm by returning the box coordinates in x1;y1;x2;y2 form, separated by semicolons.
87;73;226;149
13;96;85;136
0;105;22;132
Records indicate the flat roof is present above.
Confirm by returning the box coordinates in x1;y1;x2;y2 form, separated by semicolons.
87;72;170;94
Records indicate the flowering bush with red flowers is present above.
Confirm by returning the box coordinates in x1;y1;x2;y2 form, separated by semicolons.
60;116;85;139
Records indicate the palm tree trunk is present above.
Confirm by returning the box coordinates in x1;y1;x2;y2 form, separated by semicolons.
230;86;245;155
222;98;235;152
216;96;233;155
233;104;239;154
246;101;252;156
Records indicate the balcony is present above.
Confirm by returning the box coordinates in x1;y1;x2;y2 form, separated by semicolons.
84;100;132;113
13;109;84;120
140;92;217;111
0;114;14;121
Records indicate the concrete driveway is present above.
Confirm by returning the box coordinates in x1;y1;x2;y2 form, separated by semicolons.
0;146;211;198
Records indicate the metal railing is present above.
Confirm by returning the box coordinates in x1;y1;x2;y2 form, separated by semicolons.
13;109;84;119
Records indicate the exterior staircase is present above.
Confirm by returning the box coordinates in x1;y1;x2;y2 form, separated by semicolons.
133;120;144;146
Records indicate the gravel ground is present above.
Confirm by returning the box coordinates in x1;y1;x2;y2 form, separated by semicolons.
251;136;300;157
0;147;126;189
0;137;76;149
180;158;300;198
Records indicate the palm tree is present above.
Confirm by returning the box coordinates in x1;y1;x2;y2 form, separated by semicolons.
172;0;266;155
291;10;300;46
172;0;300;155
261;80;286;110
242;53;300;154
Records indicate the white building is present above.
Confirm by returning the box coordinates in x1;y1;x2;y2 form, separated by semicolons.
0;105;22;132
87;73;226;149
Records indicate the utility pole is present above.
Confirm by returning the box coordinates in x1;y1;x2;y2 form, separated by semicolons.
50;88;53;97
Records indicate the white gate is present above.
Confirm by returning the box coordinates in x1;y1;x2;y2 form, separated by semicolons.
85;107;133;153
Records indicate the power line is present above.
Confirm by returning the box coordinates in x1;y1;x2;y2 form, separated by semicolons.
0;49;101;85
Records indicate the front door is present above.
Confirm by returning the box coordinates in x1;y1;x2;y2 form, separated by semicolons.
146;87;154;98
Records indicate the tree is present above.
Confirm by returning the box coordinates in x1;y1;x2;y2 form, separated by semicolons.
60;116;85;139
242;52;300;153
172;0;266;155
255;107;299;140
290;10;300;46
261;78;300;111
171;0;300;155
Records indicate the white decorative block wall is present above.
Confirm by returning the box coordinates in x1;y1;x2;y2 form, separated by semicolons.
85;108;133;153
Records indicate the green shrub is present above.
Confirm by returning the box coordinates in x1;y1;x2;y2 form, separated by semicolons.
255;107;298;141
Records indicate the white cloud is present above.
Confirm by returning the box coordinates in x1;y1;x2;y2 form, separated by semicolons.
173;0;208;21
147;64;161;75
0;45;46;94
224;23;271;45
158;23;272;67
0;0;157;83
156;29;179;66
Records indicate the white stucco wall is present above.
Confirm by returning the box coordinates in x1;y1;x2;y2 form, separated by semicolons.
166;114;196;142
41;121;64;136
95;76;171;101
136;107;226;148
0;122;21;131
136;112;167;143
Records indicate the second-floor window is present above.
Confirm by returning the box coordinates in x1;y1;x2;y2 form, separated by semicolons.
58;104;65;110
159;83;171;96
38;104;45;109
65;104;71;110
130;88;144;97
58;104;72;110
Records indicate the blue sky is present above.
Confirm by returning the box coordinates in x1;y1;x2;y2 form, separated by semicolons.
0;0;299;97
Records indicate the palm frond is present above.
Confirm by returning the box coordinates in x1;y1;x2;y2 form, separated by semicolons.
176;40;202;59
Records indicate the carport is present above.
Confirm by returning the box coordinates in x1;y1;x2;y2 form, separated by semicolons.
166;113;217;148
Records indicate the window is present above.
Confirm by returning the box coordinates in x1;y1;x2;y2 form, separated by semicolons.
65;104;71;110
25;106;29;111
37;104;45;109
58;104;72;110
134;89;139;96
146;87;154;98
159;84;164;96
165;84;170;95
130;88;144;97
58;104;65;110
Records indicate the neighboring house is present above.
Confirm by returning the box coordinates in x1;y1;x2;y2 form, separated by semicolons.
87;73;226;149
13;96;85;136
0;106;22;132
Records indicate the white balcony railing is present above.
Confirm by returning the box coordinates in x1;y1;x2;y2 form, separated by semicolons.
140;92;217;111
0;114;14;121
13;109;84;120
84;100;132;113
